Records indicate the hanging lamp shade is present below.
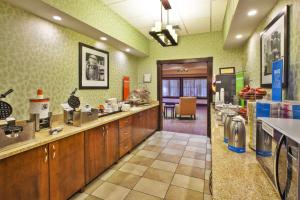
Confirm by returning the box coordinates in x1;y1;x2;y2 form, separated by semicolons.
149;0;178;47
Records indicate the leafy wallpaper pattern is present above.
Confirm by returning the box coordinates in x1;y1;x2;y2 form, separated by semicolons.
42;0;149;55
137;32;245;99
0;1;139;120
243;0;300;100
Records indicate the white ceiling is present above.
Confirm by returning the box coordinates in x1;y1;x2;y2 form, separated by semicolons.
224;0;278;48
102;0;228;37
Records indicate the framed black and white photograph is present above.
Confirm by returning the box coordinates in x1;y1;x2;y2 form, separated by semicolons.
79;43;109;89
260;6;289;88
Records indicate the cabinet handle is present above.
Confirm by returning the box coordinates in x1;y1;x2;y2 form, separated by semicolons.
52;145;56;159
44;147;48;163
106;127;108;135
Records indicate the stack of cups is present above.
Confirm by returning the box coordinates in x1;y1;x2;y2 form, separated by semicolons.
280;101;300;119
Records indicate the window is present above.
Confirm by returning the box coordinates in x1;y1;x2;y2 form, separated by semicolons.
183;78;207;98
162;79;180;97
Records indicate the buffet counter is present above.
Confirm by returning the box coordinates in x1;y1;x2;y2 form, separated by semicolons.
211;108;280;200
0;102;159;160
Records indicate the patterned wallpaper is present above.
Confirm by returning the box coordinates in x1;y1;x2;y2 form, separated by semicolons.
41;0;149;55
0;1;139;120
243;0;300;100
137;32;245;99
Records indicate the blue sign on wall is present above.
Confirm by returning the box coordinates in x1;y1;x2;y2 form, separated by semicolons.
272;59;283;102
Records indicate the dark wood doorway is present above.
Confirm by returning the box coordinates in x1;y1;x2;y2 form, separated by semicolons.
157;57;213;138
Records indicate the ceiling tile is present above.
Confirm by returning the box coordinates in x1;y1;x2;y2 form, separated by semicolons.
185;17;211;34
102;0;228;37
170;0;211;19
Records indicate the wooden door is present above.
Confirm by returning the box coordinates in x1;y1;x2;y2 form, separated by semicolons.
49;133;85;200
85;126;106;183
0;145;49;200
105;121;119;167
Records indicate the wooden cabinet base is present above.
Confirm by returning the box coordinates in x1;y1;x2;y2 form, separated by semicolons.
49;133;85;200
0;145;49;200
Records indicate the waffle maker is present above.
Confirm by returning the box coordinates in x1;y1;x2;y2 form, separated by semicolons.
63;88;82;127
0;89;23;136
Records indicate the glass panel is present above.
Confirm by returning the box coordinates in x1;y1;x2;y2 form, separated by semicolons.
162;79;180;97
183;78;207;98
169;80;180;97
162;80;169;97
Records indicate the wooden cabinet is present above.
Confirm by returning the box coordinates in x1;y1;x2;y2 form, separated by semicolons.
0;106;159;200
119;116;133;157
0;145;49;200
85;127;106;183
104;121;119;167
85;121;119;183
149;107;159;133
132;108;158;146
49;133;85;200
132;112;145;146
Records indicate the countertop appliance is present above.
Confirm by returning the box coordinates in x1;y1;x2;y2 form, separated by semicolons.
228;116;246;153
29;88;52;131
215;74;236;104
63;88;82;127
224;112;238;143
258;117;300;200
0;89;35;148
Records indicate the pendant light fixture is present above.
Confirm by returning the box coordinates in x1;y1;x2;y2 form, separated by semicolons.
149;0;178;47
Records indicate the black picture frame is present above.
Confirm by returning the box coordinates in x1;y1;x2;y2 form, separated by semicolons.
219;67;235;75
79;42;109;89
260;5;289;88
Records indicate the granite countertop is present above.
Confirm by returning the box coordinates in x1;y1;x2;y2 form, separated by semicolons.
211;109;280;200
0;102;159;160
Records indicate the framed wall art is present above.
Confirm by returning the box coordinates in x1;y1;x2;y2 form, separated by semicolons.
260;6;289;88
79;42;109;89
219;67;235;75
143;73;152;83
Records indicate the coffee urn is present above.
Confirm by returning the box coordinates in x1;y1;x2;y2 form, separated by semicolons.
228;117;246;153
224;113;238;143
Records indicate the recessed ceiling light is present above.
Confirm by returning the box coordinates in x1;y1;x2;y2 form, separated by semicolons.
52;15;62;21
125;48;130;52
236;34;243;39
248;9;257;16
100;37;107;41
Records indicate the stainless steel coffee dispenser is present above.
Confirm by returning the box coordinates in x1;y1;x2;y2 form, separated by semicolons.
228;117;246;153
224;113;238;143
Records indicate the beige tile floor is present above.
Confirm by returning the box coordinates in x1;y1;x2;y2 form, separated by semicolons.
70;131;212;200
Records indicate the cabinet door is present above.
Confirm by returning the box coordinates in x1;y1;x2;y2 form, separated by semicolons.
49;133;85;200
0;145;49;200
85;127;106;183
132;113;143;146
151;107;159;133
105;121;119;167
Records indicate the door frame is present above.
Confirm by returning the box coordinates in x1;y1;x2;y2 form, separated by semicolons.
157;57;213;138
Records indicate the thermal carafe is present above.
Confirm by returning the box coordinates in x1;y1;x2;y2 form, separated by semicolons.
256;120;272;157
228;117;246;153
224;113;237;143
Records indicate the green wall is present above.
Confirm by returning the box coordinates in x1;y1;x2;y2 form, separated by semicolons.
0;1;139;120
137;32;245;99
243;0;300;100
42;0;149;55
